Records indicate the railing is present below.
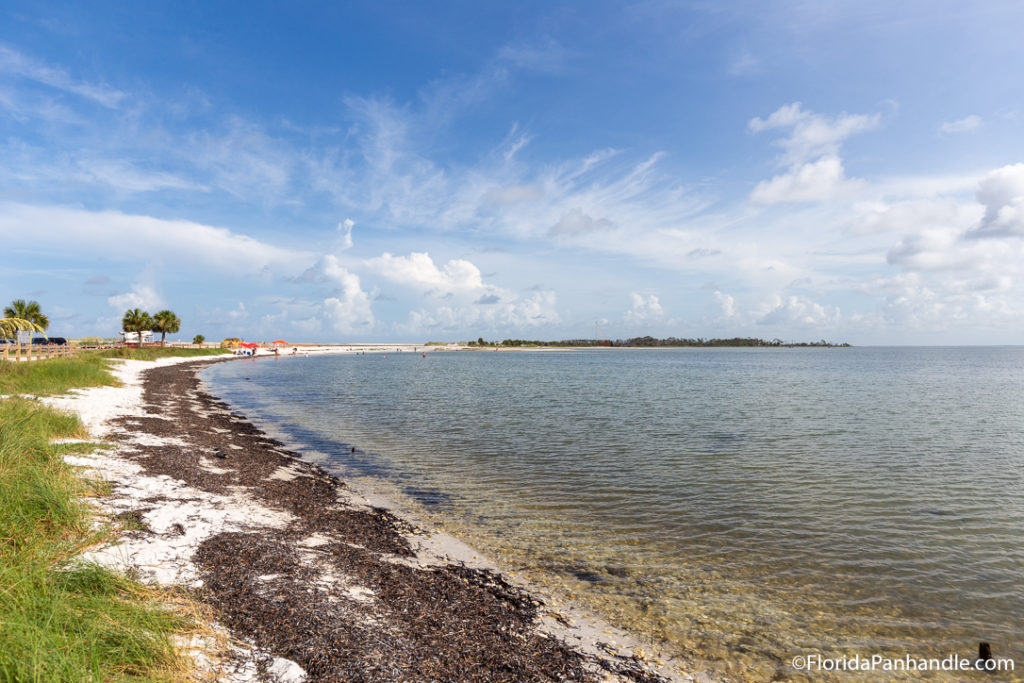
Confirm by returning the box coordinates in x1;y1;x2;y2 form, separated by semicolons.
1;343;76;362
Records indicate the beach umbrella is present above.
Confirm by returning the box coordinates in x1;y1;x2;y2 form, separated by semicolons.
272;339;288;346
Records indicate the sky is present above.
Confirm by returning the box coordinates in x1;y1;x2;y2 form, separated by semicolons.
2;1;1023;344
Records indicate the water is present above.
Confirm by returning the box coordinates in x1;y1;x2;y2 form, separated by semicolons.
203;348;1024;680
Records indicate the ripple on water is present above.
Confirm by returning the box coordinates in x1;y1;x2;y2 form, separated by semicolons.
204;347;1024;682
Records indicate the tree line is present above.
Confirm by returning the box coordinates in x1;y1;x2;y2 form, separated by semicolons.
121;308;182;345
0;298;207;346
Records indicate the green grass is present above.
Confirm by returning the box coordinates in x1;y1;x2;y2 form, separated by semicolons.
0;347;231;396
90;347;230;361
0;355;119;397
0;397;194;681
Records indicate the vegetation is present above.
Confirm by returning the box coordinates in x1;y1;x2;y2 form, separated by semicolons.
91;347;229;362
465;336;850;348
0;355;119;396
0;349;229;397
0;316;45;339
74;337;104;347
151;310;181;346
121;309;153;346
4;299;49;331
192;334;205;345
0;397;191;680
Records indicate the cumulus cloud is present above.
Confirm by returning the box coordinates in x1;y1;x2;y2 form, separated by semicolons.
364;252;485;294
859;272;1017;330
749;102;879;204
107;283;163;311
886;227;983;271
402;289;559;332
318;255;374;333
364;250;561;332
750;156;855;204
624;293;663;323
713;291;737;318
966;163;1024;238
939;115;982;135
757;294;839;327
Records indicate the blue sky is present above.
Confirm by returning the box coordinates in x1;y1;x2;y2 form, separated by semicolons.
2;1;1024;344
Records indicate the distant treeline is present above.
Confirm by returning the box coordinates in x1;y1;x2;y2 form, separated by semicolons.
457;336;850;348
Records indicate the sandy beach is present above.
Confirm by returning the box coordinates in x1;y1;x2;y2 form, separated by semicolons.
43;354;705;682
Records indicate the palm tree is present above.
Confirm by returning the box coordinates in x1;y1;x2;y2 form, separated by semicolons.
4;299;49;331
152;310;181;346
0;317;44;339
121;309;153;347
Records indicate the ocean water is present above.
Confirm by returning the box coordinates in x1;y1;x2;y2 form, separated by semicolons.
203;347;1024;680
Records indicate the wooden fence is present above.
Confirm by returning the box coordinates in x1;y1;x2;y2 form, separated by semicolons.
1;343;76;362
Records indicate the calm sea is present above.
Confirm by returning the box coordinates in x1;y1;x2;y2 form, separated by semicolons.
203;347;1024;680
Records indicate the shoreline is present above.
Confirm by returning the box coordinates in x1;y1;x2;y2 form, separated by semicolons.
46;355;708;682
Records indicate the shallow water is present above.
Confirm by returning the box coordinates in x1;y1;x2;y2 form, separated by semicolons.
204;347;1024;680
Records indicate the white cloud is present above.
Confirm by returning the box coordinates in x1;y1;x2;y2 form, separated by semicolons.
78;159;208;194
548;207;617;236
727;50;761;76
757;294;840;327
859;272;1019;330
107;283;163;311
185;116;296;201
496;38;575;74
319;255;375;332
624;293;663;323
966;163;1024;238
338;218;355;251
845;198;973;236
0;203;310;273
0;45;125;108
749;102;879;204
939;115;982;135
364;252;485;294
713;290;737;318
402;289;559;332
751;155;862;204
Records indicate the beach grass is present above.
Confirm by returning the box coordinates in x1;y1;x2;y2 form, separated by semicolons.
0;354;119;396
90;346;230;361
0;347;230;396
0;383;198;679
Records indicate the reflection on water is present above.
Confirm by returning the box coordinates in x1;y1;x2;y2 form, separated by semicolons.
204;348;1024;681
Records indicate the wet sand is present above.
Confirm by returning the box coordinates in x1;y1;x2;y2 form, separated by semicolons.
48;356;703;682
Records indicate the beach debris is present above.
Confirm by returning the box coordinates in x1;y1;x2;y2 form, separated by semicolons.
87;359;674;683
